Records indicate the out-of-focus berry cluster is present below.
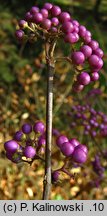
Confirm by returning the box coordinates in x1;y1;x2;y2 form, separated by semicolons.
56;135;88;163
90;154;105;188
15;2;104;92
68;103;107;138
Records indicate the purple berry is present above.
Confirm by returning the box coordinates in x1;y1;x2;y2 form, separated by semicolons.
30;6;39;14
4;140;19;154
73;147;87;163
15;30;24;40
69;138;80;147
85;30;92;37
50;27;57;33
64;33;77;43
60;142;74;156
51;5;61;16
51;17;59;26
56;135;68;148
73;32;79;41
72;20;79;26
14;131;23;142
44;3;53;10
52;128;60;137
24;146;36;158
84;36;92;44
41;19;51;30
33;13;43;24
73;25;79;33
38;136;46;147
71;51;85;65
52;171;60;182
59;12;71;22
62;21;74;33
19;20;27;29
80;45;92;58
89;54;100;67
91;131;97;137
73;82;84;92
93;58;103;70
76;144;88;154
22;123;32;134
33;121;45;134
79;25;86;37
77;72;91;85
91;72;99;81
94;48;104;58
25;12;33;22
88;40;99;51
40;8;48;18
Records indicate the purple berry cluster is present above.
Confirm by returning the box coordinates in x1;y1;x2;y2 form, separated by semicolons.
15;2;104;92
56;135;88;163
92;155;105;178
4;121;46;163
68;104;107;138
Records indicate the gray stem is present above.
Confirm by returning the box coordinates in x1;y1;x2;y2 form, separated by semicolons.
43;60;55;200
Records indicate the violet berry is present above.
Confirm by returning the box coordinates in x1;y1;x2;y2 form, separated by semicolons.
71;51;85;65
79;25;86;37
59;12;71;22
76;144;88;154
51;5;61;16
77;72;91;85
30;6;39;14
72;20;79;26
19;20;27;29
80;45;92;58
38;136;46;147
94;48;104;58
52;171;60;183
41;19;51;30
73;82;84;92
89;54;100;67
33;121;45;134
15;30;24;40
91;72;99;81
51;17;59;26
25;12;33;22
64;33;77;43
73;147;87;163
62;21;74;33
60;142;74;157
88;40;99;51
14;131;23;142
23;146;36;158
56;135;68;148
22;123;32;134
44;3;53;10
4;140;19;154
69;138;80;147
40;8;48;18
33;13;43;24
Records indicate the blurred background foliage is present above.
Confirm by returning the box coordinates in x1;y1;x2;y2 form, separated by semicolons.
0;0;107;200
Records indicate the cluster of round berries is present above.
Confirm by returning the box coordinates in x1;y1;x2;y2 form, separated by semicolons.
56;135;88;163
4;121;46;163
68;104;107;138
92;154;105;179
15;2;104;92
